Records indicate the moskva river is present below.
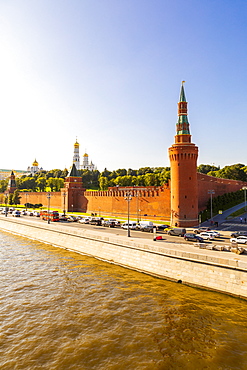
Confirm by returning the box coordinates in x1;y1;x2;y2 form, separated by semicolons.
1;231;247;370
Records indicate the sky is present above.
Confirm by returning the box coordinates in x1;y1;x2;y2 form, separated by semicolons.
0;0;247;173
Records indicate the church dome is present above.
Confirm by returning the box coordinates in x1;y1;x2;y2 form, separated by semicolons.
74;140;79;148
83;153;88;157
32;159;39;166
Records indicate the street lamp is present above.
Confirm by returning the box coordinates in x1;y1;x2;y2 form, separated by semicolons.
62;191;66;216
124;191;132;237
242;187;247;212
208;190;215;221
5;194;8;217
47;192;51;224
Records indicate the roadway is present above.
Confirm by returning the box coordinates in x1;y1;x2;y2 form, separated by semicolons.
4;213;237;246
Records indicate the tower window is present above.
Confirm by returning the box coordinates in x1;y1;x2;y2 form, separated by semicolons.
185;195;187;198
184;215;186;219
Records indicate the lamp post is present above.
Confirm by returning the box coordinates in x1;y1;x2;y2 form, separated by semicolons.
124;191;132;237
242;187;247;212
62;191;66;216
208;190;215;221
25;193;28;211
47;192;51;224
5;194;8;217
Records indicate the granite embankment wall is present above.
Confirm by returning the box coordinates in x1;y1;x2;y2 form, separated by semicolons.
1;217;247;299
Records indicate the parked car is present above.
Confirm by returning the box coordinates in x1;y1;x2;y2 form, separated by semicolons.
194;227;211;234
59;214;68;221
157;224;170;231
12;210;21;217
21;210;27;215
102;220;115;227
78;218;91;224
108;219;121;227
167;228;186;237
230;231;247;238
138;224;154;233
67;215;77;222
184;233;204;242
33;211;40;217
230;236;247;244
121;221;137;230
27;211;34;216
90;217;103;225
199;232;215;240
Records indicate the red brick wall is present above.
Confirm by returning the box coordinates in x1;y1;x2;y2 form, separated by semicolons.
197;173;247;212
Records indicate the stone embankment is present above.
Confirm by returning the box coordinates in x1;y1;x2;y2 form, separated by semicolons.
0;217;247;299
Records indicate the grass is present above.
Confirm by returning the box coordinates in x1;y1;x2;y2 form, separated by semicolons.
228;207;247;219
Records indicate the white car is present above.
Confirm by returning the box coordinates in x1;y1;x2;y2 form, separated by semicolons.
121;222;137;230
199;232;215;240
78;217;91;224
207;230;221;238
230;236;247;245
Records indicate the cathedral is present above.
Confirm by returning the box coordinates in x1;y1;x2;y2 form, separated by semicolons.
72;139;96;171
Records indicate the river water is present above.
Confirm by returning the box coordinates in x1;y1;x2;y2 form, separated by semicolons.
1;231;247;370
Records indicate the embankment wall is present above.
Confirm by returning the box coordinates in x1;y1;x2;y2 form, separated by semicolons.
0;217;247;299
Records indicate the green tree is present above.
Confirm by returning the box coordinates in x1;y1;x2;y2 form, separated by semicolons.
0;179;8;192
37;177;47;192
99;176;109;190
12;190;21;205
197;164;220;174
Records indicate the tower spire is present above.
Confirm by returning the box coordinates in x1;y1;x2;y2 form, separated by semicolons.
176;81;190;136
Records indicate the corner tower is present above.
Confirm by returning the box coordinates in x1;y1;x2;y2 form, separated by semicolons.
168;82;198;227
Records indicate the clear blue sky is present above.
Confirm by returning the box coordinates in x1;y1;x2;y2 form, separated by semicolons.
0;0;246;172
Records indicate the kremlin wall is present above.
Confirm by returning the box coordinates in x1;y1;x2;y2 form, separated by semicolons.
5;84;247;226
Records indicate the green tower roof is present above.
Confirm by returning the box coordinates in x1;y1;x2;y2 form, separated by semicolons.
69;163;80;177
179;81;186;102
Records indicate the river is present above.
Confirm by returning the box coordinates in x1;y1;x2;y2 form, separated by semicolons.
1;230;247;370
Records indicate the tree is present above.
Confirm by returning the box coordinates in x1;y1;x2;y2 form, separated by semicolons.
99;176;109;190
12;190;21;205
0;179;8;192
197;164;220;174
37;177;47;192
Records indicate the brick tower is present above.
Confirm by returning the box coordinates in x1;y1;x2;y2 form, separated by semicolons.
168;82;198;227
7;171;17;194
62;164;85;212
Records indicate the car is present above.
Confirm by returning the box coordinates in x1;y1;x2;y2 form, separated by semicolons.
33;211;40;217
21;210;27;215
102;220;115;227
184;233;204;242
78;217;91;224
207;230;221;238
230;231;247;238
230;236;247;244
59;215;68;221
194;227;211;234
89;217;103;225
121;222;137;230
199;232;215;240
167;228;186;237
138;225;154;233
12;210;21;217
27;211;34;216
67;215;77;222
108;219;121;227
157;224;170;231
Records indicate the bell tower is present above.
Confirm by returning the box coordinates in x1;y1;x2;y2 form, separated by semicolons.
168;82;199;227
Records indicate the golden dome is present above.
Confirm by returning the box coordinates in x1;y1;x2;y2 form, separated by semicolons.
74;139;79;148
32;159;39;166
83;153;88;157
